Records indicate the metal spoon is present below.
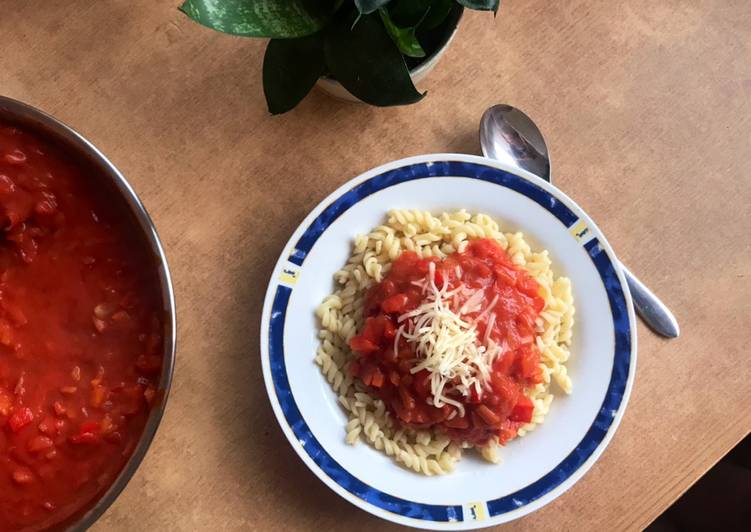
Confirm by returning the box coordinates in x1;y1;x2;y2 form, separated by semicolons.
479;104;679;338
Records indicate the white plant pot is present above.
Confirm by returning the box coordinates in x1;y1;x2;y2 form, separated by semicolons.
316;9;463;103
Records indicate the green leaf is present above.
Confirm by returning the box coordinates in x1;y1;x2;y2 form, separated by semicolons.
324;12;424;106
422;0;455;29
378;8;425;58
179;0;329;38
389;0;452;30
263;33;325;114
456;0;500;12
354;0;391;15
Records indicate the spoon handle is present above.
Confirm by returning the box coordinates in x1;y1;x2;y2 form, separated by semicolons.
620;263;679;338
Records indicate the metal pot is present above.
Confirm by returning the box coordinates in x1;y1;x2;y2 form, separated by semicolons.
0;95;176;531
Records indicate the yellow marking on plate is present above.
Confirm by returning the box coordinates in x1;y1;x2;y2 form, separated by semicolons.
569;219;590;244
466;502;487;521
279;267;300;287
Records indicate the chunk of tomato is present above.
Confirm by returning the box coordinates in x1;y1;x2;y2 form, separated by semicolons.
495;349;516;375
490;372;520;414
399;385;416;411
381;293;408;314
510;395;534;423
516;344;541;383
370;367;385;388
349;336;379;354
359;363;377;386
494;265;517;286
516;276;540;299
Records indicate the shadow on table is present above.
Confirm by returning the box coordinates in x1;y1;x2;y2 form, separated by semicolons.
646;434;751;532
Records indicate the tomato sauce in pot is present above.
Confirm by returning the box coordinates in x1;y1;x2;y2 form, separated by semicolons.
0;123;163;530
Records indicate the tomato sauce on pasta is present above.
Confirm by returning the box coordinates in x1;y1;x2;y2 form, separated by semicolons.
349;239;544;446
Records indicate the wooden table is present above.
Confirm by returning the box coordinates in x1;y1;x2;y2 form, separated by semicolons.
3;1;750;530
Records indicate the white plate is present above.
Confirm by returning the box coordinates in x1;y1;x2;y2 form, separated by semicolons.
260;154;637;529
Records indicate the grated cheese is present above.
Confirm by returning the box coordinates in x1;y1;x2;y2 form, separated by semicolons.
397;263;501;417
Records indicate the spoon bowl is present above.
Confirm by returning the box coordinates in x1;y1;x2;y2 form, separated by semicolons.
480;105;551;181
479;103;679;338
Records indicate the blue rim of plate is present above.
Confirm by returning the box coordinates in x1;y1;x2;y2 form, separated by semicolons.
266;160;632;525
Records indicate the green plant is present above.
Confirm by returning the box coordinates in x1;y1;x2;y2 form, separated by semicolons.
179;0;499;114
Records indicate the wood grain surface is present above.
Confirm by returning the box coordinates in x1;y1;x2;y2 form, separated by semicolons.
2;0;750;530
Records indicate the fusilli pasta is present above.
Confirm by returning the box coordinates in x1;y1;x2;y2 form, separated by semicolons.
314;210;575;475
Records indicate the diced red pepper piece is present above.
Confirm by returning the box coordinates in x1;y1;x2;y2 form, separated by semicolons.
510;395;535;423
